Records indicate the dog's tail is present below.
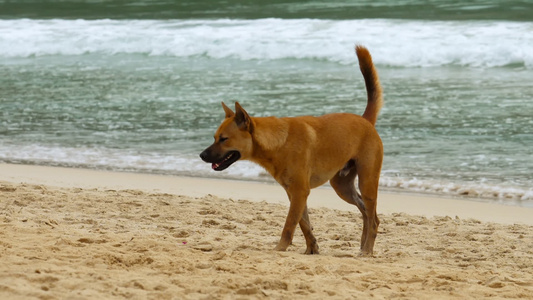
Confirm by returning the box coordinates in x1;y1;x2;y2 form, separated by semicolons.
356;45;383;126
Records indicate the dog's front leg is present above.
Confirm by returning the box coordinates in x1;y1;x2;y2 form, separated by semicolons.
274;185;310;252
300;206;319;254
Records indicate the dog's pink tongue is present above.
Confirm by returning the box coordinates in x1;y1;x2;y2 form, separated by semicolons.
212;163;219;170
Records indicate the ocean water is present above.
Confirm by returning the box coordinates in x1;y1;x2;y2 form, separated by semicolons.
1;1;532;206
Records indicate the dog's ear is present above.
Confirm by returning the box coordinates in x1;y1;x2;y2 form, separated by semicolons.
221;102;235;118
234;102;254;132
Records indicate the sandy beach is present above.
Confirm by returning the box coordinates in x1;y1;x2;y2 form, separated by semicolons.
1;163;532;299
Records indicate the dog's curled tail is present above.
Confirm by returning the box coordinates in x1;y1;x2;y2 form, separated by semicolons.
356;45;383;126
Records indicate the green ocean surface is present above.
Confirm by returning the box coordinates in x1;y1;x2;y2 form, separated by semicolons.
1;0;532;205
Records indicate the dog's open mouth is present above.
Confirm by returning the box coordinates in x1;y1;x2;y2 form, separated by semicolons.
212;151;241;171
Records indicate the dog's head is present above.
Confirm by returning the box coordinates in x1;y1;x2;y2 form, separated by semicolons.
199;102;254;171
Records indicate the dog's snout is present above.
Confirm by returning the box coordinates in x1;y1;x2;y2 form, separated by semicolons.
199;149;209;162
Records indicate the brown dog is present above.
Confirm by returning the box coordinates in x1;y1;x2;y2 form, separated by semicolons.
200;45;383;256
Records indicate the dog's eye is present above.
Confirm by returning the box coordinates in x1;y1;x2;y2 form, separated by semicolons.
219;137;228;143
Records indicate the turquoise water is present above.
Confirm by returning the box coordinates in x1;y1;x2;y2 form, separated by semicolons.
1;1;532;206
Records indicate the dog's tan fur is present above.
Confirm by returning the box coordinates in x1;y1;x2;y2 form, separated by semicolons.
200;45;383;255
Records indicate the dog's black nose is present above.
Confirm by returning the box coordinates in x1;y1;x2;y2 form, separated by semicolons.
199;150;209;162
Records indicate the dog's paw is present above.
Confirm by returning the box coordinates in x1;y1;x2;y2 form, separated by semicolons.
304;245;320;255
274;243;288;252
358;250;374;257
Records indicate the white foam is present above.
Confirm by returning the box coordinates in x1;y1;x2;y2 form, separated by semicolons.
1;143;532;206
1;18;532;68
0;143;265;179
379;176;533;204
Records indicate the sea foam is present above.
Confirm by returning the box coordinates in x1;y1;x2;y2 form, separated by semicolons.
1;18;532;68
1;143;531;206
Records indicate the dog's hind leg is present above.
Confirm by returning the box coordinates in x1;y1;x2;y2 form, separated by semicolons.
330;165;365;215
356;160;381;256
330;165;368;251
299;205;319;254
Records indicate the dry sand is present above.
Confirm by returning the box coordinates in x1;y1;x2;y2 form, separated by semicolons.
0;164;532;299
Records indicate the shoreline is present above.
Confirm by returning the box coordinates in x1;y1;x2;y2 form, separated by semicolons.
2;159;531;207
1;163;532;225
